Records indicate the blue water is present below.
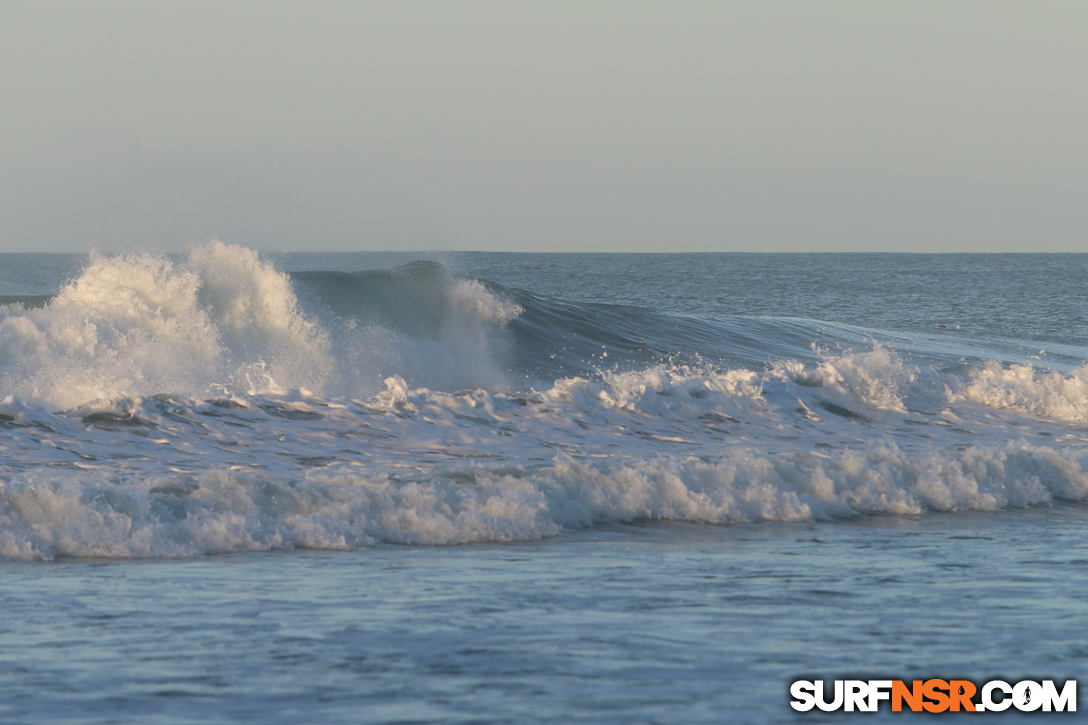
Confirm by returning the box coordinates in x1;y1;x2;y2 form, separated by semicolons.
2;249;1087;722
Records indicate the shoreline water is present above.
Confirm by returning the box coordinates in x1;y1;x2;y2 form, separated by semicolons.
3;508;1085;723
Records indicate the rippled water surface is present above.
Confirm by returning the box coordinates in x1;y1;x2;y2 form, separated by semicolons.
4;509;1087;724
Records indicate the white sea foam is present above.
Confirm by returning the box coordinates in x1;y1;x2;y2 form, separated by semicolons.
0;243;528;408
776;344;916;412
0;251;221;409
2;441;1086;560
951;361;1088;421
0;350;1085;560
547;365;765;416
190;241;331;391
0;242;330;408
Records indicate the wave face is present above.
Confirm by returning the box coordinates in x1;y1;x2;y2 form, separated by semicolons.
3;245;1088;559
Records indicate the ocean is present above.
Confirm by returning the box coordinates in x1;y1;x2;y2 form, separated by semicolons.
1;246;1086;722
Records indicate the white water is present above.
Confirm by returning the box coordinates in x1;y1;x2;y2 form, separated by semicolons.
3;247;1088;561
3;357;1088;559
0;242;521;409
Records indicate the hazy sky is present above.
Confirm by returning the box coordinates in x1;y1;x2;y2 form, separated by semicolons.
1;1;1086;253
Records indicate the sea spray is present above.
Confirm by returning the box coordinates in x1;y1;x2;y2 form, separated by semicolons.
0;250;223;408
0;243;526;408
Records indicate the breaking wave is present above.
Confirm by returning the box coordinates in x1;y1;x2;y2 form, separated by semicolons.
3;441;1087;560
0;243;521;408
4;243;1088;559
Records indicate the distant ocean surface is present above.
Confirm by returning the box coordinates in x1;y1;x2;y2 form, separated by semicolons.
2;247;1086;723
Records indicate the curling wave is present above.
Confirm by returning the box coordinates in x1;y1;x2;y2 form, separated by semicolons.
4;243;1088;559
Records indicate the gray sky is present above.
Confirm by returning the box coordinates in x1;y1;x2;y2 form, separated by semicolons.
1;0;1086;253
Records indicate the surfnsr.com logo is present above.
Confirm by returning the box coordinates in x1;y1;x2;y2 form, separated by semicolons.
790;679;1077;713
